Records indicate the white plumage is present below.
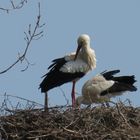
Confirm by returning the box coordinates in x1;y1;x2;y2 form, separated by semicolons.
76;70;137;106
40;34;96;107
60;35;96;74
60;59;90;73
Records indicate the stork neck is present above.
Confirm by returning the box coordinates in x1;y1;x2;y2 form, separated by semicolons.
80;44;90;57
79;44;96;70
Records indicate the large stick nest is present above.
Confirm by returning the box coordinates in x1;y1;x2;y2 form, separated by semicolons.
0;100;140;140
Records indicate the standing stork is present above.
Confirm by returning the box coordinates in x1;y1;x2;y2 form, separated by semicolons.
76;70;137;106
39;34;96;108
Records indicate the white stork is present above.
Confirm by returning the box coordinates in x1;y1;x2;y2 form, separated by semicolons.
39;34;96;107
76;70;137;106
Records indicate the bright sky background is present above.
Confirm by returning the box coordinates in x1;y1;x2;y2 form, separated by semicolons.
0;0;139;108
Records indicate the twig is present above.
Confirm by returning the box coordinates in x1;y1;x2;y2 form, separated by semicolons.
59;87;70;105
0;0;27;13
21;58;35;72
64;118;80;129
27;134;51;139
0;125;8;140
47;105;72;110
0;2;45;74
63;127;80;135
0;93;44;107
0;7;9;13
116;103;132;128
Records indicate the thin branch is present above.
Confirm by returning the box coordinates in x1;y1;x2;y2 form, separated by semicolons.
0;93;44;107
0;7;9;13
116;103;132;129
59;87;70;105
0;2;45;74
63;127;80;135
21;58;35;72
0;0;27;13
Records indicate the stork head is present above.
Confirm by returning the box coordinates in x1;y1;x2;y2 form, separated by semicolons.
77;34;90;45
74;34;90;60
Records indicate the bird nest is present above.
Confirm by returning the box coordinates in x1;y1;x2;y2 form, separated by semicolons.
0;99;140;140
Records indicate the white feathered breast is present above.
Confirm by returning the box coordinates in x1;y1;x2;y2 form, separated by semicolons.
60;59;90;73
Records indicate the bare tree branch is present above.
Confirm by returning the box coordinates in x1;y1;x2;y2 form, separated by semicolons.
21;58;35;72
0;0;28;13
0;93;44;107
0;3;45;74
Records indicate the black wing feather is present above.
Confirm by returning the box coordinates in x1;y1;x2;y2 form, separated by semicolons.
100;71;137;96
101;69;120;80
41;57;66;78
39;57;85;92
100;82;137;96
112;75;136;85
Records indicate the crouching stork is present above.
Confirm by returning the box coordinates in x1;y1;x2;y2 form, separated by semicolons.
39;34;96;108
76;70;137;107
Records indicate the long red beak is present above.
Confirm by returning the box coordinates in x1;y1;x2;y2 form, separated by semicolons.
74;45;82;60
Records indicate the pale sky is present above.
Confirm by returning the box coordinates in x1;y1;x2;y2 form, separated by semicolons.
0;0;139;108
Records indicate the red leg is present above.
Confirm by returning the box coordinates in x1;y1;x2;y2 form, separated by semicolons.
71;81;76;107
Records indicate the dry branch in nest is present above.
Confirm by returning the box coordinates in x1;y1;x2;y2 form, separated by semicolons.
0;99;140;140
